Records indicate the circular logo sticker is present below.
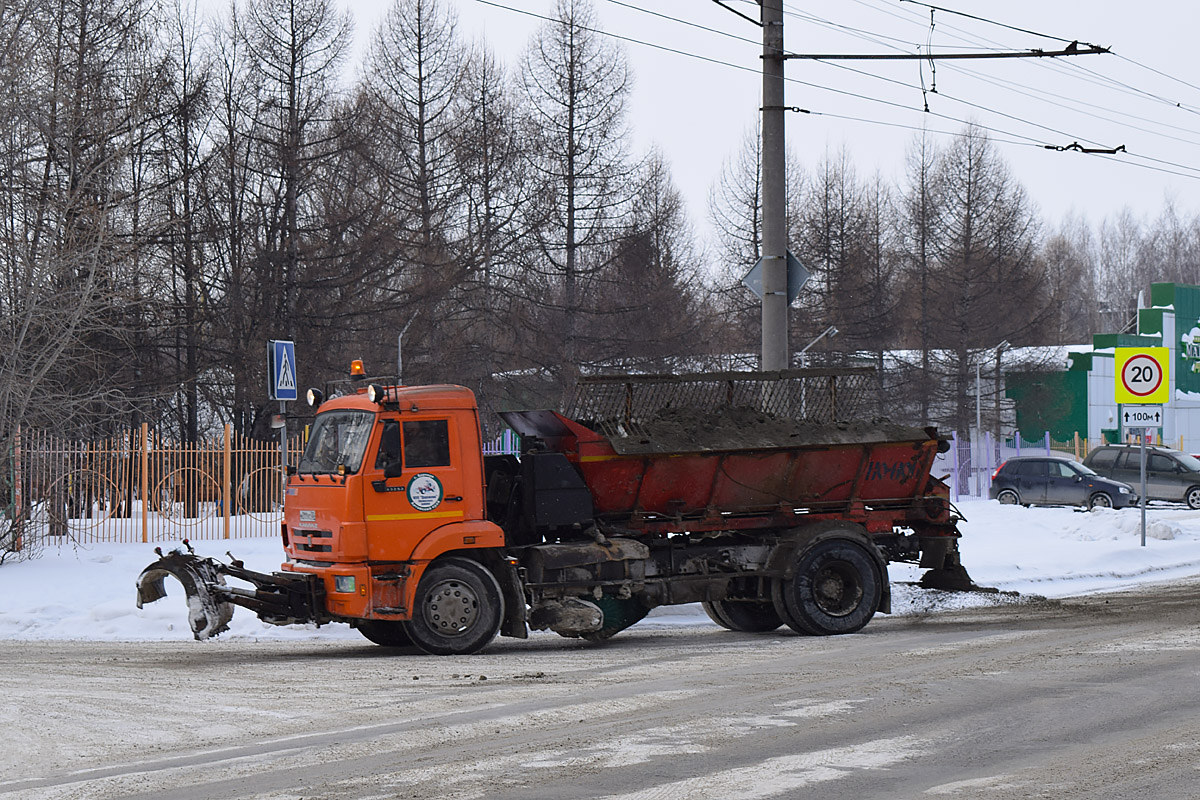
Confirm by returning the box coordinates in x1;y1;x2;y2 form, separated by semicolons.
406;473;444;512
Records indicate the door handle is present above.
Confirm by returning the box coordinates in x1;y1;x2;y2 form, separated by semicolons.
445;496;463;502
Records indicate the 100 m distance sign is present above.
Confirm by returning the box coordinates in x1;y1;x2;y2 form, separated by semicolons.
1114;347;1170;405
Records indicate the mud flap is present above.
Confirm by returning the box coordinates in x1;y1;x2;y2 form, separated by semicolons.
136;552;235;640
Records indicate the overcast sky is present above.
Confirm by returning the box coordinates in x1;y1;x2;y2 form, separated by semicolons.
201;0;1200;253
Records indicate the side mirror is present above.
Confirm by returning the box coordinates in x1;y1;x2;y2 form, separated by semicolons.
1074;475;1082;483
384;462;404;479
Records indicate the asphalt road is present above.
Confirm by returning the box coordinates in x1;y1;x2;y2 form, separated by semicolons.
4;582;1200;800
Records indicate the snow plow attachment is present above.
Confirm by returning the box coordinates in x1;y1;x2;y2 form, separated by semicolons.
136;546;326;640
136;550;235;640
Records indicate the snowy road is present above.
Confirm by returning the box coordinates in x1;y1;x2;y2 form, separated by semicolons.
5;578;1200;800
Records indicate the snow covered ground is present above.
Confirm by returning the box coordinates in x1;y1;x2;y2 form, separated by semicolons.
4;499;1200;642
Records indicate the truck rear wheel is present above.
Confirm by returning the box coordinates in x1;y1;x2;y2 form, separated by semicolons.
772;539;882;636
702;599;782;632
356;620;413;648
404;558;504;655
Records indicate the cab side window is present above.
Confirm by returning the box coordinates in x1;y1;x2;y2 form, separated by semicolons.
403;420;451;468
375;420;402;470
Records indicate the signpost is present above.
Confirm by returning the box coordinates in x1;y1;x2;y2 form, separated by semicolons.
1115;347;1169;404
1115;348;1169;547
1121;405;1163;428
268;340;298;487
741;251;811;305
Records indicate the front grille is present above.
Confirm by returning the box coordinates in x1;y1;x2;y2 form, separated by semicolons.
294;529;333;553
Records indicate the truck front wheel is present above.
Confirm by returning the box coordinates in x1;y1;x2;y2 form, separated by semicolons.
355;620;413;648
772;539;882;636
404;558;504;655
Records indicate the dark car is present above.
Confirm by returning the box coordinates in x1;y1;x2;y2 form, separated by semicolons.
1082;444;1200;508
989;455;1136;509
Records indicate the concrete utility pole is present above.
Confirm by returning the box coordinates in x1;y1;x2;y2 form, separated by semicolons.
745;0;1107;373
760;0;788;371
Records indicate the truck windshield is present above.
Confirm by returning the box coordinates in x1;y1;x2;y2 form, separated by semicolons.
299;411;374;475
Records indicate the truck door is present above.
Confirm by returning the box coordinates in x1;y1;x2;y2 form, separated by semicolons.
362;416;467;562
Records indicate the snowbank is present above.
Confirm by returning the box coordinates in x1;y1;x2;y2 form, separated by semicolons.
4;499;1200;642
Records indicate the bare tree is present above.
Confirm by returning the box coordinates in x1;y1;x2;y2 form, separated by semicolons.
1040;213;1101;344
154;0;217;443
707;124;803;362
452;44;530;381
931;124;1044;434
792;147;869;357
517;0;637;384
586;149;710;370
361;0;470;383
229;0;351;429
896;130;943;424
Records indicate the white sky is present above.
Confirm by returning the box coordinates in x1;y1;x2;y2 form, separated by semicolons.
200;0;1200;252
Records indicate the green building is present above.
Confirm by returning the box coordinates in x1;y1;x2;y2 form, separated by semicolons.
1006;282;1200;452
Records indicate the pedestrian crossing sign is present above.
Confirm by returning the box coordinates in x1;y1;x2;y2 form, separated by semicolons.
268;340;297;401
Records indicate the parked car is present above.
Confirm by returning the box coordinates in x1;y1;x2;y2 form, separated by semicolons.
989;455;1136;509
1082;444;1200;508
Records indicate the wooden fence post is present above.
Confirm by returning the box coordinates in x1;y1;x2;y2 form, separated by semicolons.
223;424;232;539
140;423;149;543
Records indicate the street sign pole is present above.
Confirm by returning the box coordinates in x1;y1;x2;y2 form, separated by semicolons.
280;399;287;492
1115;348;1169;549
1140;429;1147;547
268;340;298;501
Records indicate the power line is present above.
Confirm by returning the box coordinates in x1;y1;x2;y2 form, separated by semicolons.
471;0;1200;185
897;0;1089;47
866;0;1200;118
783;44;1108;61
938;62;1200;147
602;0;758;48
1115;53;1200;98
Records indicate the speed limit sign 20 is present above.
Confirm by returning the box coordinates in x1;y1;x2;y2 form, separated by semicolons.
1115;347;1170;404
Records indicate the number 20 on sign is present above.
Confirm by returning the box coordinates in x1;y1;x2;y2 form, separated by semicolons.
1114;347;1170;405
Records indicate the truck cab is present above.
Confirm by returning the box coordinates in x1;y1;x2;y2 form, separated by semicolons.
280;383;508;652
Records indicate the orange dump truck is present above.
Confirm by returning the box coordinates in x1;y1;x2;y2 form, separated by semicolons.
137;369;980;655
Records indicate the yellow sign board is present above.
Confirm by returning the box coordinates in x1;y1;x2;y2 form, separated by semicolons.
1114;347;1170;405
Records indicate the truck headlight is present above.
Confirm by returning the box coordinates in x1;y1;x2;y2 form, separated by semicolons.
334;576;356;593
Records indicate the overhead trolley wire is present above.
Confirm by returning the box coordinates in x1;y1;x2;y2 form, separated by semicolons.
472;0;1200;183
1115;53;1200;98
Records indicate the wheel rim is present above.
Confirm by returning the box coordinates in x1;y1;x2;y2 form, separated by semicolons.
1092;494;1111;508
421;579;480;637
999;490;1017;505
811;562;864;617
1189;489;1200;507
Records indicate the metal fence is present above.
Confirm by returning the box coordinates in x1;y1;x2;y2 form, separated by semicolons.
3;424;525;550
5;425;303;549
564;369;877;441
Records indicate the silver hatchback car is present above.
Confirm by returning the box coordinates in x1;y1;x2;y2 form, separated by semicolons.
1082;444;1200;508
